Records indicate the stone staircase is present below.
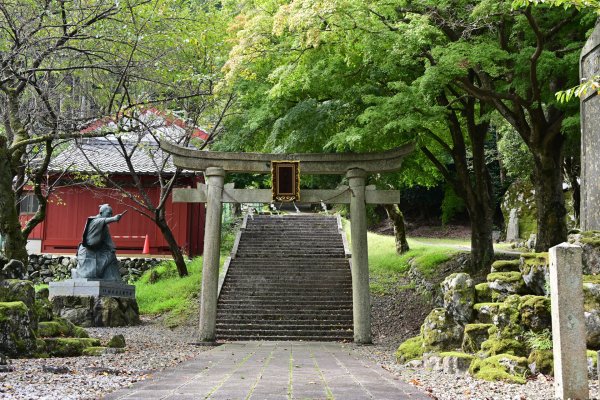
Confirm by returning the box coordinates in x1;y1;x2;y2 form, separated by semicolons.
216;214;353;341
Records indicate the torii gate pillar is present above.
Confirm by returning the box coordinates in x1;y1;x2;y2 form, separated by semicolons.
347;168;371;344
198;167;225;343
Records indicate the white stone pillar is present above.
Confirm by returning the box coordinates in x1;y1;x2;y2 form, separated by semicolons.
347;168;371;344
198;167;225;343
550;243;589;399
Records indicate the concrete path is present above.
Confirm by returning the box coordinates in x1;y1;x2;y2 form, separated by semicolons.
103;342;429;400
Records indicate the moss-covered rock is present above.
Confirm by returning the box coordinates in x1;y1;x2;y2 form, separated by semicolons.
487;272;528;301
475;283;492;303
480;337;527;357
395;336;425;363
421;308;463;351
83;346;107;356
491;260;521;273
108;334;126;348
439;352;475;374
462;323;492;353
473;303;501;324
501;179;537;241
0;279;37;331
43;337;101;357
519;253;550;296
73;326;89;338
0;301;37;357
585;310;600;348
527;349;553;375
441;273;475;324
469;354;529;384
36;317;76;337
519;296;551;332
493;295;524;338
584;282;600;312
571;231;600;275
33;298;53;323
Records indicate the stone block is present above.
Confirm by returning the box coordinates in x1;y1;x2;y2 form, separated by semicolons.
462;323;492;353
441;273;475;324
49;279;135;299
52;295;140;327
0;301;37;357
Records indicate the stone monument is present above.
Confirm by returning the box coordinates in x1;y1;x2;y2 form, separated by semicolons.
581;21;600;231
49;204;139;327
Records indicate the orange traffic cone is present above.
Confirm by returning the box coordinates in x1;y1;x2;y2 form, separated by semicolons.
142;234;150;255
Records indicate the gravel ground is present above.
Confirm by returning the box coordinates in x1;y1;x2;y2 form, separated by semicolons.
0;317;212;400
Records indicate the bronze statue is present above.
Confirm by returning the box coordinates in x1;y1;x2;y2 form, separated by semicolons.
72;204;126;281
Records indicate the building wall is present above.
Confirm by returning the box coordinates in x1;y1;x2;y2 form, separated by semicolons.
22;176;205;256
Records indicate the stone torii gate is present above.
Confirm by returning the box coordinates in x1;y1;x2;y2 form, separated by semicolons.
162;141;414;344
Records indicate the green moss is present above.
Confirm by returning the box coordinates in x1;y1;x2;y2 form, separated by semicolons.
83;346;107;356
480;338;527;357
527;349;553;375
37;317;79;338
73;326;89;338
37;321;61;337
43;337;101;357
439;351;476;360
580;237;600;246
475;283;492;303
584;275;600;284
43;338;86;357
519;296;551;332
473;303;501;324
521;253;548;264
395;336;425;363
0;301;29;316
491;260;520;273
469;354;528;384
108;334;126;348
487;272;523;283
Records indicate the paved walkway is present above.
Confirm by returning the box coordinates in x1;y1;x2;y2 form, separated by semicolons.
103;342;429;400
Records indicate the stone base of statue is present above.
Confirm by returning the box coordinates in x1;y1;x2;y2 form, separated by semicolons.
49;280;139;327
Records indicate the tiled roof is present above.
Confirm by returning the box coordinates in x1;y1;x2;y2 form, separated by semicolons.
49;109;207;174
49;138;181;174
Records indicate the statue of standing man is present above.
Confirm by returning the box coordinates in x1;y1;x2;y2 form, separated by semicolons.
72;204;127;281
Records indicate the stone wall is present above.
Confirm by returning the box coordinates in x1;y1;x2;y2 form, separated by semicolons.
0;255;162;284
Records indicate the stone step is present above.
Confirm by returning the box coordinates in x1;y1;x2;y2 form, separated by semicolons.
217;313;352;321
215;330;353;339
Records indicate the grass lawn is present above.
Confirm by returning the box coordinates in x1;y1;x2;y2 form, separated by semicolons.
367;232;460;294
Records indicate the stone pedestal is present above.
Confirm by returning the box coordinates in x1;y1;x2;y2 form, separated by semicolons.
49;280;139;327
49;279;135;298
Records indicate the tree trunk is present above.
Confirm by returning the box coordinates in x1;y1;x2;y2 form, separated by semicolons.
533;150;567;252
0;137;28;264
155;213;189;277
383;204;409;254
467;205;495;273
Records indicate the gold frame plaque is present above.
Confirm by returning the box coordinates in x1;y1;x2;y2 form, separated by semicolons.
271;161;300;202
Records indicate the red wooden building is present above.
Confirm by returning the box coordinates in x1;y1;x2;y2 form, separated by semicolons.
21;109;206;256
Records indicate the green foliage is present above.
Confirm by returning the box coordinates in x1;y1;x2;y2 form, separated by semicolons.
524;329;553;351
135;258;203;327
441;185;465;225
